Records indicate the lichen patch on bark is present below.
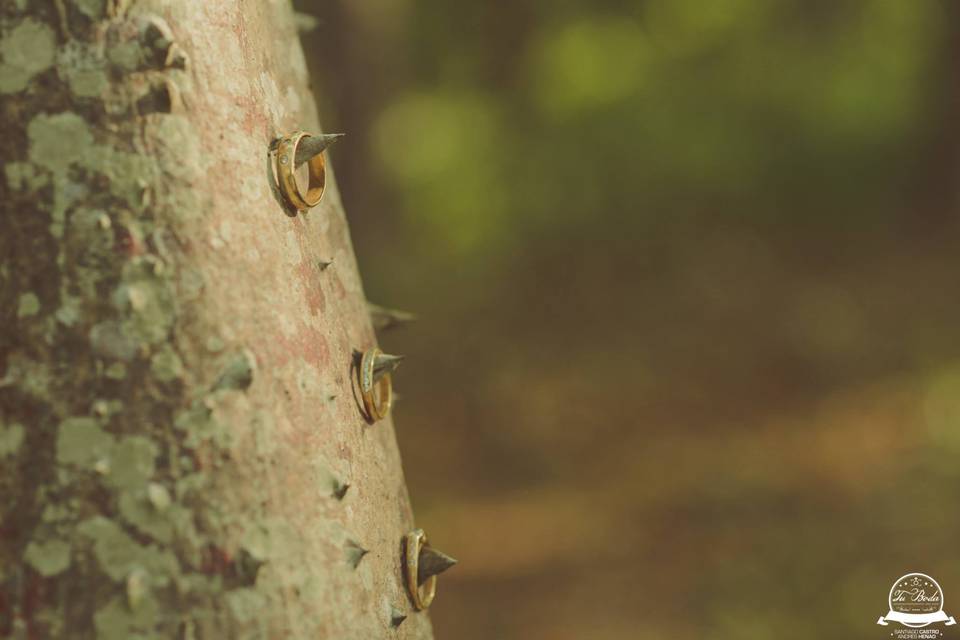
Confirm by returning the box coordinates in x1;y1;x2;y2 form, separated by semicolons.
0;18;56;93
1;1;429;637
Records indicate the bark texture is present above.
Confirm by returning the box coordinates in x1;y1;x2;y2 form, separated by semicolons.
0;1;430;638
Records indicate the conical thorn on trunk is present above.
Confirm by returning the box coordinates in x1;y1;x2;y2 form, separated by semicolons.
373;353;404;382
389;606;407;628
293;11;320;33
367;302;416;332
295;133;344;167
344;539;368;569
418;545;457;585
332;480;350;501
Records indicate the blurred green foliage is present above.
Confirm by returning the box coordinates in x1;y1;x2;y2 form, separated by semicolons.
368;0;941;259
301;0;960;637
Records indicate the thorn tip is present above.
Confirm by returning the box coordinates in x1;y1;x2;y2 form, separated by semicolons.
294;133;345;167
389;607;407;628
345;540;368;569
372;353;404;382
367;302;417;332
332;481;350;501
417;545;457;585
293;11;320;33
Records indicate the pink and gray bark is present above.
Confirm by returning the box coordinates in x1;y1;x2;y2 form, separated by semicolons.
0;0;430;637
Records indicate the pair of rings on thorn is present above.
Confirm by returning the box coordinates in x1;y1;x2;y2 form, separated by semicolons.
275;130;326;212
360;348;392;422
404;529;437;611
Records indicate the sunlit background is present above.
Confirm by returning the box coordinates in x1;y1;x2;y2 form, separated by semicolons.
296;1;960;637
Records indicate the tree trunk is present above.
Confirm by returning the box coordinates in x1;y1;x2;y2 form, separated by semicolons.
0;1;430;638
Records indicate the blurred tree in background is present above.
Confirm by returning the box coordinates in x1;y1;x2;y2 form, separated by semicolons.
298;1;960;637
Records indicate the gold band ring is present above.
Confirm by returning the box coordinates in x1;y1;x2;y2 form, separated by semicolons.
360;348;392;421
404;529;437;610
276;131;326;211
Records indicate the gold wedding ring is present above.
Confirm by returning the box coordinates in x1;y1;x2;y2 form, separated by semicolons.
276;131;326;211
359;348;392;421
404;529;437;610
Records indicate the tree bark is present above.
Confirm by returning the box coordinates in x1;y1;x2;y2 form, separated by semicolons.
0;1;430;638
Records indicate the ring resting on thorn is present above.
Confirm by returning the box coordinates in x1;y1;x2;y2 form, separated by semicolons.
275;130;326;211
360;348;392;421
404;529;437;610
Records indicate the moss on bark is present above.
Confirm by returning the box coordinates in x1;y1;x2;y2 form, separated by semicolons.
0;1;429;638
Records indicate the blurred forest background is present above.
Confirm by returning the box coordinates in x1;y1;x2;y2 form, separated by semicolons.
296;1;960;637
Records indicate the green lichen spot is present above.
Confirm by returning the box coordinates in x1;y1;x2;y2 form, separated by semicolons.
126;567;148;608
68;67;108;98
225;588;267;625
177;270;204;305
90;321;138;361
5;161;45;191
108;41;142;71
41;503;71;523
113;260;175;346
105;362;127;379
28;109;153;211
24;539;71;577
71;208;113;243
55;295;82;327
151;116;203;181
6;352;52;400
75;0;106;19
57;417;114;468
94;594;159;640
147;482;171;510
150;346;183;382
0;19;56;94
17;292;39;317
252;411;277;457
97;150;153;208
174;472;207;499
119;490;173;543
214;350;257;391
28;112;94;173
106;436;157;489
58;40;109;97
92;398;124;417
174;402;229;447
77;516;176;582
0;423;25;457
